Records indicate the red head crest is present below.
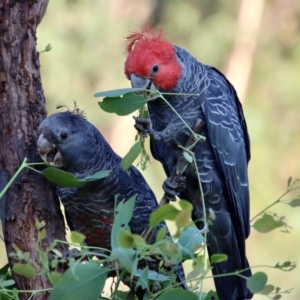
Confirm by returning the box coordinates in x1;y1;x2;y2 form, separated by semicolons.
124;28;182;91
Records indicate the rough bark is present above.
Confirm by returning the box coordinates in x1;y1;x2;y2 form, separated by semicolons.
0;1;67;299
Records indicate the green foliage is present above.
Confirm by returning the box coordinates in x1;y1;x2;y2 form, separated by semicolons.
0;94;299;299
96;89;147;116
246;271;268;294
0;155;299;299
121;140;142;171
40;43;53;54
252;213;288;233
49;263;108;300
156;288;198;300
42;167;111;187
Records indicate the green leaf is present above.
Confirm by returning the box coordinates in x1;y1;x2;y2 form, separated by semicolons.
12;263;36;278
84;170;111;181
175;210;191;228
287;176;292;188
156;226;167;242
210;254;228;264
259;284;275;295
42;168;85;187
94;88;144;98
156;240;182;266
121;140;142;170
49;264;108;300
38;228;47;241
149;204;180;228
274;261;296;271
114;291;130;300
273;295;282;300
111;196;136;250
204;290;219;300
49;271;62;286
177;227;203;259
178;200;193;211
119;230;134;248
246;271;268;294
252;214;286;233
1;279;15;288
42;168;111;188
40;252;49;269
193;291;207;300
134;269;170;282
135;267;149;290
70;231;86;245
157;288;198;300
183;151;193;163
110;247;137;274
288;197;300;207
98;92;147;116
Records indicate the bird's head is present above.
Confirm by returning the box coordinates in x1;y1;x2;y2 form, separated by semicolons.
37;111;101;174
124;28;182;94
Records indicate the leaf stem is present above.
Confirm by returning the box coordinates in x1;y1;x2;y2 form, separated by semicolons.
158;93;203;140
250;186;300;222
0;158;28;200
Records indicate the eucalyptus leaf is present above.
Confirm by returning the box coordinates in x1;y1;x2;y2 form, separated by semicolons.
98;92;147;116
1;279;15;288
134;269;170;282
259;284;275;295
135;267;149;290
149;204;180;228
288;197;300;207
156;226;167;242
111;196;136;250
42;167;111;188
287;176;292;188
183;151;193;163
110;247;137;274
252;214;286;233
12;263;36;278
177;227;203;259
210;254;228;264
121;140;142;170
175;209;191;228
157;288;198;300
49;264;108;300
246;271;268;294
70;231;86;245
94;88;145;98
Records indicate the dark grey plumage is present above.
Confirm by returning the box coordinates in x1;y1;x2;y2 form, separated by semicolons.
37;111;186;291
125;32;252;300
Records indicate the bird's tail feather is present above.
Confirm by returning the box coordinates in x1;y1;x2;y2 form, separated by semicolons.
207;232;253;300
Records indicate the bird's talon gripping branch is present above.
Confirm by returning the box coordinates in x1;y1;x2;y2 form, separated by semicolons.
133;116;151;138
162;175;187;201
133;116;161;140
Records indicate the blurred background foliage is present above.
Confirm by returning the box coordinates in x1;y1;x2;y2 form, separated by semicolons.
1;0;300;298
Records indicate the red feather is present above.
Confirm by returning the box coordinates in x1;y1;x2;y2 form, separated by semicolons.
124;28;182;91
126;27;164;53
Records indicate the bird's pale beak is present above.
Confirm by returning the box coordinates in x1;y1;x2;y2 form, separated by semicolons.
130;74;159;100
130;74;151;89
37;133;64;168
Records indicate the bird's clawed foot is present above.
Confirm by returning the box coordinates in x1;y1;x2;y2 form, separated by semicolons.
133;116;152;138
163;174;186;201
133;116;161;140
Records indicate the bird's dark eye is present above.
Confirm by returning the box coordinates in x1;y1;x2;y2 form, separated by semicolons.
60;132;68;140
151;64;160;74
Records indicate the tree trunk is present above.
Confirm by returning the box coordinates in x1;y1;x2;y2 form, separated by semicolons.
0;1;67;299
224;0;265;103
